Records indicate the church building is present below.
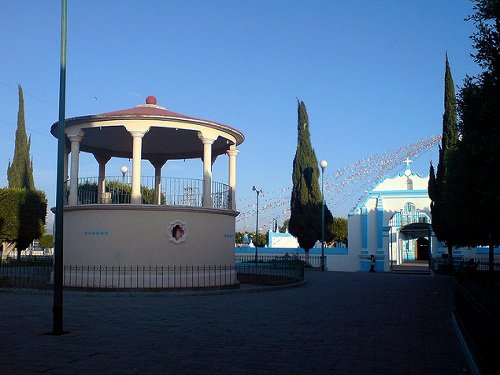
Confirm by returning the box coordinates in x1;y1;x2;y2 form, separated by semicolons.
235;159;497;272
345;159;436;272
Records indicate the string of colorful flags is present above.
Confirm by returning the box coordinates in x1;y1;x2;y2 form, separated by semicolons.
236;135;441;232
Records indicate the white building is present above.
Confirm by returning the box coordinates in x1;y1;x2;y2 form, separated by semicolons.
344;160;435;272
267;230;299;248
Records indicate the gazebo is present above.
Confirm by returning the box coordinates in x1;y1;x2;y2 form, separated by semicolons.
50;96;244;288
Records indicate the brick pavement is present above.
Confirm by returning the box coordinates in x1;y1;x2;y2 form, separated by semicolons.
0;271;469;374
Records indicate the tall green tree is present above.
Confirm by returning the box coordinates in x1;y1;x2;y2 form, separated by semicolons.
453;0;500;270
429;55;459;267
289;100;333;258
7;84;35;190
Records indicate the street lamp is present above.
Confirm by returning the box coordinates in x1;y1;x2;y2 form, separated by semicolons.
120;166;128;182
320;159;328;271
252;186;263;263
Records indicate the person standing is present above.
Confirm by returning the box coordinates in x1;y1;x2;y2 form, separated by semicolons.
370;254;375;272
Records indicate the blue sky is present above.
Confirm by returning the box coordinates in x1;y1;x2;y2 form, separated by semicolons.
0;1;481;231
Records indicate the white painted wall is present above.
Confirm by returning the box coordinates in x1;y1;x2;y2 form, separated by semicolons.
63;205;237;266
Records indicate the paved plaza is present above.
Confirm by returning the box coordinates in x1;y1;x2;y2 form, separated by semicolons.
0;271;470;374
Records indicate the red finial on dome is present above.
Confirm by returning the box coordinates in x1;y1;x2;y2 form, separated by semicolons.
146;96;157;105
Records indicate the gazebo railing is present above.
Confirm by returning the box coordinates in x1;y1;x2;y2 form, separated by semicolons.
68;176;231;209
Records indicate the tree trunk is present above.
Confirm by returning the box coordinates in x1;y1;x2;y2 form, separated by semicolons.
1;242;17;262
489;231;494;274
447;243;453;270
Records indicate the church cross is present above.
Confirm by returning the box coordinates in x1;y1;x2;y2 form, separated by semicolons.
404;157;413;168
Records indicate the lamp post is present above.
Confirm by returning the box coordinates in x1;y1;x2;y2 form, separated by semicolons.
320;160;328;272
252;186;262;263
120;165;128;182
53;0;67;335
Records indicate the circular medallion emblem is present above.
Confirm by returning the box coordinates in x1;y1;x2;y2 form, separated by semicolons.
169;220;187;243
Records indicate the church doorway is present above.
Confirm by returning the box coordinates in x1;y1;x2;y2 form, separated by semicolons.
396;222;433;267
415;237;429;261
387;205;433;268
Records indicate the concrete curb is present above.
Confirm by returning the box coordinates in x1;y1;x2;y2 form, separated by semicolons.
0;279;306;298
451;312;480;375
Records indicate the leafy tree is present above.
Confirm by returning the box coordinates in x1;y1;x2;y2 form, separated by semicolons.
467;0;500;77
453;0;500;270
329;217;347;245
234;231;265;246
0;188;47;259
39;234;54;249
289;100;333;259
249;232;267;247
76;180;164;204
2;86;45;260
429;55;459;268
7;85;35;190
235;232;244;245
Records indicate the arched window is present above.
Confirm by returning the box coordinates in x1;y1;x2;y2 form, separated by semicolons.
404;202;415;213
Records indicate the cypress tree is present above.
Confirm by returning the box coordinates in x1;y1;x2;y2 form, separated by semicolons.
289;100;333;258
7;84;35;190
429;55;458;268
442;54;458;150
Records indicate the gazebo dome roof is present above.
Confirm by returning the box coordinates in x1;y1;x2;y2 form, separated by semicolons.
96;96;226;125
50;97;244;161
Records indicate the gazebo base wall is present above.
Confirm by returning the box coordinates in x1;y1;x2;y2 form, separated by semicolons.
62;205;238;288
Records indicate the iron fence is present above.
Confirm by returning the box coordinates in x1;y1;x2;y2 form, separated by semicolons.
0;260;306;290
463;258;500;272
69;176;231;209
235;261;305;283
433;256;500;272
236;253;322;268
0;264;52;289
63;265;237;289
1;255;53;265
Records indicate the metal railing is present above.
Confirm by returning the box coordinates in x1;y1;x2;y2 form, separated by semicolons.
0;264;53;288
433;257;500;272
236;253;322;268
0;261;306;289
63;265;236;289
67;176;232;209
235;260;305;284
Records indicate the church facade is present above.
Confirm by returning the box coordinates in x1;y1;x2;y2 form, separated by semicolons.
345;160;437;272
234;160;498;272
342;160;498;272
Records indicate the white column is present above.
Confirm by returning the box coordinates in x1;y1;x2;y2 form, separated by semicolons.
150;159;167;205
198;134;215;208
94;153;111;203
64;144;69;183
63;144;69;202
226;146;239;210
396;231;401;265
130;131;146;204
68;132;84;206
